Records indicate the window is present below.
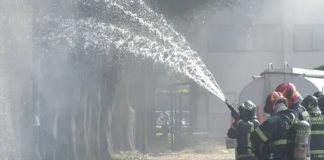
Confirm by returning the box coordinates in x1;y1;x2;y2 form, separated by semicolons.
207;25;245;52
246;24;283;52
207;24;283;53
294;24;324;51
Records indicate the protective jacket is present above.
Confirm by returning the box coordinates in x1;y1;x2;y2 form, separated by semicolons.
289;101;310;123
309;113;324;160
227;119;259;160
252;110;296;160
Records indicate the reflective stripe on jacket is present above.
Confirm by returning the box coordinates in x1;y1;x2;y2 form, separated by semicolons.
252;110;296;160
227;119;259;159
310;114;324;160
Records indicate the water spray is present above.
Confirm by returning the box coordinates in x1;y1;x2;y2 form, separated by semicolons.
38;14;226;103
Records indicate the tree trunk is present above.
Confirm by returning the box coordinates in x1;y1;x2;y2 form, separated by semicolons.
144;64;158;150
31;1;119;159
111;68;135;152
131;63;158;152
189;82;199;133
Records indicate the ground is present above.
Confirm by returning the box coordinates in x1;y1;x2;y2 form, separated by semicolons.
147;152;234;160
113;144;235;160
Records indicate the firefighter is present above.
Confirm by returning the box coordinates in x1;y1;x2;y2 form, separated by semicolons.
275;82;310;122
302;95;324;160
158;110;170;138
314;92;324;116
276;82;311;159
227;100;260;160
314;91;324;100
252;92;297;160
319;96;324;117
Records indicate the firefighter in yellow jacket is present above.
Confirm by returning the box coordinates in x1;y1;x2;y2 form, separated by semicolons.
302;95;324;160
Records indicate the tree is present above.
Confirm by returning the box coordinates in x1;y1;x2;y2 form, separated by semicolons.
31;0;120;159
111;68;135;152
149;0;238;17
315;65;324;71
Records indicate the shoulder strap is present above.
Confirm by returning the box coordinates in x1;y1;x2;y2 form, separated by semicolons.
299;106;310;121
281;112;297;127
247;121;255;132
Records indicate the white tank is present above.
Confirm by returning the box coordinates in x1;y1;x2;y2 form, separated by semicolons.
239;65;324;122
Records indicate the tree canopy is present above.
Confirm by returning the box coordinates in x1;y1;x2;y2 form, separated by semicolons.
314;65;324;71
149;0;238;17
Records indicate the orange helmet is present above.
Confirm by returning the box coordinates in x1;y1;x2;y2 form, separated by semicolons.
264;91;287;114
275;82;301;106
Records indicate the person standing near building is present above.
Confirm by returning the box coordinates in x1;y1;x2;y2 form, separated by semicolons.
227;100;259;160
302;95;324;160
252;92;296;160
158;110;170;138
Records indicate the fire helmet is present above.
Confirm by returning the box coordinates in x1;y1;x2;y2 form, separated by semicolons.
275;82;301;106
317;96;324;115
314;91;324;99
264;92;288;114
238;100;257;120
301;95;321;115
313;92;324;114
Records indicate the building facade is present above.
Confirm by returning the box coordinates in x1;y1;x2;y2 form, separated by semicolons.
195;0;324;139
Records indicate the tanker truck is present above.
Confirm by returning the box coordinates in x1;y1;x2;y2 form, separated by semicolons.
239;64;324;123
226;64;324;148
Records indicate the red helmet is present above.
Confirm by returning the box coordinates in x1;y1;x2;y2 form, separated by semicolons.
264;92;287;114
275;82;301;106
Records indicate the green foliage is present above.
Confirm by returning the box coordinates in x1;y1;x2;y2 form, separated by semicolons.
149;0;239;16
314;65;324;71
